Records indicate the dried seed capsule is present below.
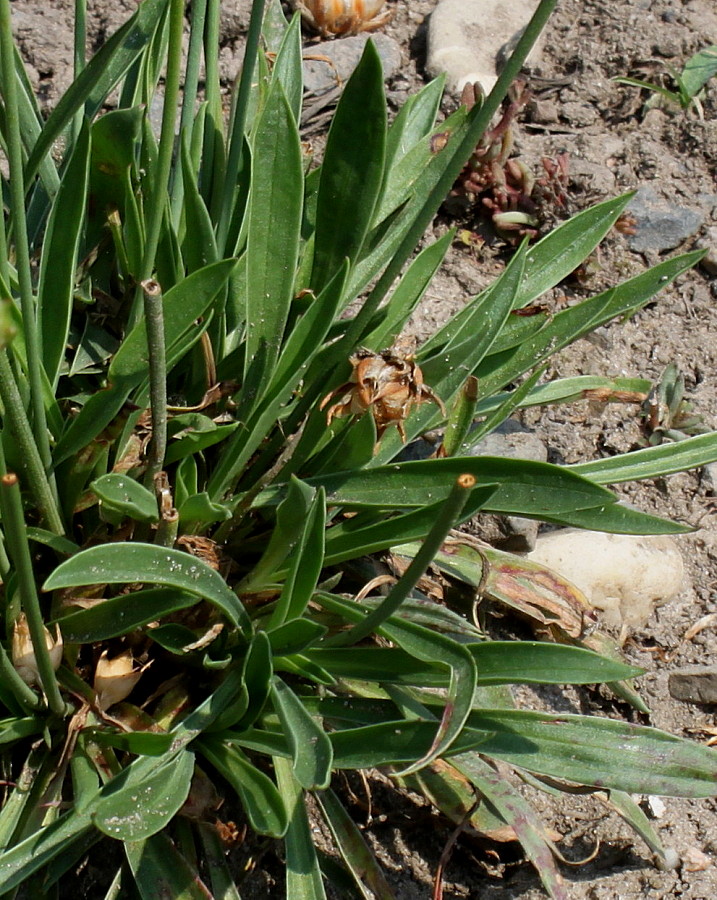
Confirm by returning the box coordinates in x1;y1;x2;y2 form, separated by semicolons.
294;0;391;37
94;649;150;711
12;613;63;686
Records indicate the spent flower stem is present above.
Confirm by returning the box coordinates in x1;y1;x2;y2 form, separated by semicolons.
0;474;66;715
0;351;64;534
0;0;56;485
141;279;168;488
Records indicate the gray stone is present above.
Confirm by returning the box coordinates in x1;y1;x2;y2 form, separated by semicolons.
627;185;705;253
303;33;402;96
426;0;544;96
668;666;717;705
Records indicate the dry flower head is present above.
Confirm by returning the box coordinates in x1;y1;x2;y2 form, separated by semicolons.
320;336;445;442
294;0;391;37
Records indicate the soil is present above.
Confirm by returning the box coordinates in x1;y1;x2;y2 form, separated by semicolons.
7;0;717;898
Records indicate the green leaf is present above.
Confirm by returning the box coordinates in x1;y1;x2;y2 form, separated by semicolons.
271;677;333;790
546;502;691;534
330;721;486;769
301;648;448;686
602;789;669;864
125;832;212;900
475;250;703;401
44;544;251;636
361;230;454;351
0;717;44;746
266;618;327;656
199;738;288;837
243;79;303;404
110;258;237;384
569;431;717;484
274;756;327;900
311;40;386;295
468;642;641;685
468;709;717;797
269;487;326;628
269;9;303;123
90;473;159;523
680;45;717;99
37;119;91;388
53;588;199;643
93;749;194;840
164;420;238;465
207;263;349;499
241;476;316;592
256;457;615;516
83;729;175;757
177;492;231;524
23;0;168;184
371;239;527;459
179;133;218;273
315;592;476;775
225;630;273;733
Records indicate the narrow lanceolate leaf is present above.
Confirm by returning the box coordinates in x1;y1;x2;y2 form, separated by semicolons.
37;119;90;388
467;709;717;797
274;756;327;900
55;259;236;467
475;250;703;401
569;430;717;484
110;258;237;384
372;240;527;462
310;40;386;295
271;677;333;790
43;544;251;636
269;10;303;123
53;588;199;643
467;642;641;686
255;457;615;516
452;754;568;900
23;0;168;184
543;501;691;534
125;832;213;900
269;487;326;628
243;80;303;405
198;738;288;837
361;229;454;351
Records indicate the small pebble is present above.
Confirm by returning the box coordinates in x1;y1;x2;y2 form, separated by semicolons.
668;665;717;705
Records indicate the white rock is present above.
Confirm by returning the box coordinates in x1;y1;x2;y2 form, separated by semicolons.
526;529;685;628
426;0;543;96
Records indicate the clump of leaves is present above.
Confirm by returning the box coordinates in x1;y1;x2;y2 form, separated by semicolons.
615;44;717;118
447;78;570;245
0;1;717;899
640;363;710;446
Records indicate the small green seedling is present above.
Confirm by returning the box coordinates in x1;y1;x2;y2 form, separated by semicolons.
615;44;717;118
